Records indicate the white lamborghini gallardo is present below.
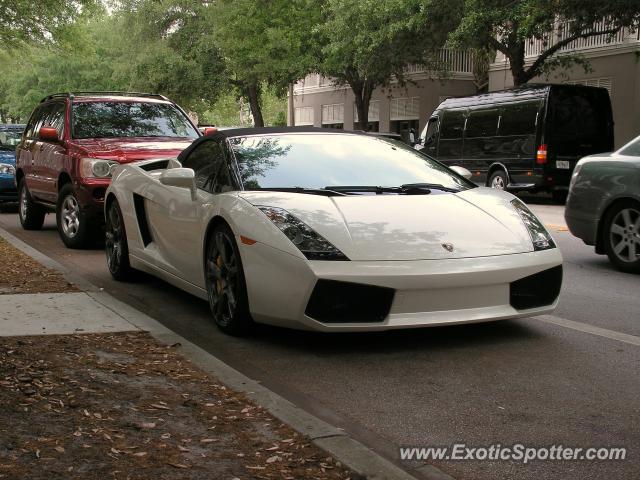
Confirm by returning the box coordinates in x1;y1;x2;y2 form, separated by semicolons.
104;128;562;335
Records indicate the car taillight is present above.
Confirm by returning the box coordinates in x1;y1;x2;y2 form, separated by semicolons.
536;144;548;164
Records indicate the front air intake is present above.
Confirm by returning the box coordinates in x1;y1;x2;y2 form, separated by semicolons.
305;280;395;323
510;265;563;310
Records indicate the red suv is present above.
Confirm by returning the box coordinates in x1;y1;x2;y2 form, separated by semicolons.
15;92;200;248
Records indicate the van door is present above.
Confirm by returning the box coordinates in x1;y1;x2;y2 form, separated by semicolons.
437;109;465;165
463;108;500;183
496;101;541;183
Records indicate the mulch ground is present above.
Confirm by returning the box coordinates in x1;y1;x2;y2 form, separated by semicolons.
0;237;77;294
0;332;358;480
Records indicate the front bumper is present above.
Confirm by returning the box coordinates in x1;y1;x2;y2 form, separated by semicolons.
73;178;111;219
241;243;563;332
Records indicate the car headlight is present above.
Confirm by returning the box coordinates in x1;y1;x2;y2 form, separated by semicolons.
258;206;349;260
0;163;15;175
511;199;556;251
80;158;119;178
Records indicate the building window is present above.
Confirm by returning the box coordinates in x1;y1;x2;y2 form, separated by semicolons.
295;106;314;126
391;97;420;121
321;103;344;125
565;77;613;95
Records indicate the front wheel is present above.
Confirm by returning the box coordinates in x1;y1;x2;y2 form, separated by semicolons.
56;184;92;248
488;170;508;190
105;199;134;280
18;180;45;230
603;202;640;273
205;223;253;335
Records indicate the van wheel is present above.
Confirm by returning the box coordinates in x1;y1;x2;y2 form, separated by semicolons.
18;179;45;230
488;170;508;190
56;184;92;249
603;201;640;273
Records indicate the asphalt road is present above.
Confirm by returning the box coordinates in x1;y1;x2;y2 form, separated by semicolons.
1;199;638;480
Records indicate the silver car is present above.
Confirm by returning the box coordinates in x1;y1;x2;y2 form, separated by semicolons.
565;135;640;273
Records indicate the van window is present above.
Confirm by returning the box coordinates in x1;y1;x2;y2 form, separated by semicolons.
440;110;465;139
498;101;540;136
465;109;499;137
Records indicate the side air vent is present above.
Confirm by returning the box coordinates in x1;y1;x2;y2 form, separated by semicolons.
132;194;153;247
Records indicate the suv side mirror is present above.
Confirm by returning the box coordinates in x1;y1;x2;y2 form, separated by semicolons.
159;167;197;201
39;126;59;142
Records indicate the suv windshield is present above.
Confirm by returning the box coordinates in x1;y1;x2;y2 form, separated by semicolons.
0;127;25;152
229;133;475;192
72;102;199;139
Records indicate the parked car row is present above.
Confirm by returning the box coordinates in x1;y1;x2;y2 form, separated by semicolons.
0;124;25;204
4;85;637;335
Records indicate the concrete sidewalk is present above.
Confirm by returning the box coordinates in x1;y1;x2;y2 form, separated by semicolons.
0;225;434;480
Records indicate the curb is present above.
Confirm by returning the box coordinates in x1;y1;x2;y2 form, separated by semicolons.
0;225;453;480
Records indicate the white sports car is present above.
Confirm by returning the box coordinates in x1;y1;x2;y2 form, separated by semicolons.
104;128;562;335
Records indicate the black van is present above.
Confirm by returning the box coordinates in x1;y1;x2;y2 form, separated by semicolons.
415;84;614;202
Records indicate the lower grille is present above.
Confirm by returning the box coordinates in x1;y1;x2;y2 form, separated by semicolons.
510;265;563;310
305;280;395;323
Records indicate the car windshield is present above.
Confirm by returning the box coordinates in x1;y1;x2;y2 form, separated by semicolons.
229;133;475;192
0;127;25;152
72;102;199;139
618;136;640;157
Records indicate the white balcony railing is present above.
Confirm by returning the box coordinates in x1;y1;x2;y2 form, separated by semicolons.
405;49;474;75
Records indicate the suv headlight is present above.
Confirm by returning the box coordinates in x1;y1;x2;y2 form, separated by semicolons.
0;163;15;175
258;206;349;260
80;158;119;178
511;199;556;251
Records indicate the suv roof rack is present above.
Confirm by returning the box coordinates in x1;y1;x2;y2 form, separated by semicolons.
40;92;169;103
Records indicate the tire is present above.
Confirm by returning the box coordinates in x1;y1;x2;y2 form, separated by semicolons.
602;201;640;273
105;199;134;280
56;184;92;248
488;170;508;190
552;190;568;205
205;223;253;335
18;179;45;230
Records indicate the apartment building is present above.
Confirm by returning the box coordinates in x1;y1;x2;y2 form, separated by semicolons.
288;50;477;138
489;23;640;147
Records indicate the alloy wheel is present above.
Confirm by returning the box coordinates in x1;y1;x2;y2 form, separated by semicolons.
60;194;80;238
19;185;28;221
206;231;240;326
105;204;123;273
609;207;640;263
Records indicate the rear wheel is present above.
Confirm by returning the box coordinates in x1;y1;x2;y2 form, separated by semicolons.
18;179;45;230
105;199;134;280
205;223;253;335
603;201;640;273
56;184;92;248
488;170;508;190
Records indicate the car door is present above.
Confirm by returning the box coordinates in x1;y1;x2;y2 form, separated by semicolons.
19;104;51;199
36;102;67;203
146;138;234;287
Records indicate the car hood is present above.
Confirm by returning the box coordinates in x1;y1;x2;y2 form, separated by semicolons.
239;188;536;261
71;137;194;163
0;150;16;165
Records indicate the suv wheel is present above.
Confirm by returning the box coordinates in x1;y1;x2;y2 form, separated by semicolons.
56;184;92;248
603;201;640;273
488;170;508;190
18;179;45;230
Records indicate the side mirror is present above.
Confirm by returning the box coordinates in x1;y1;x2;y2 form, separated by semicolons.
450;165;472;180
203;127;218;136
159;167;197;201
39;126;59;142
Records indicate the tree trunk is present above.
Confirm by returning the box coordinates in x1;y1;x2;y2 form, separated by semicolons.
507;42;529;86
351;80;373;131
246;83;265;127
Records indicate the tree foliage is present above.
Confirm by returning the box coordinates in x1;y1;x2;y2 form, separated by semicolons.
448;0;640;85
316;0;456;127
